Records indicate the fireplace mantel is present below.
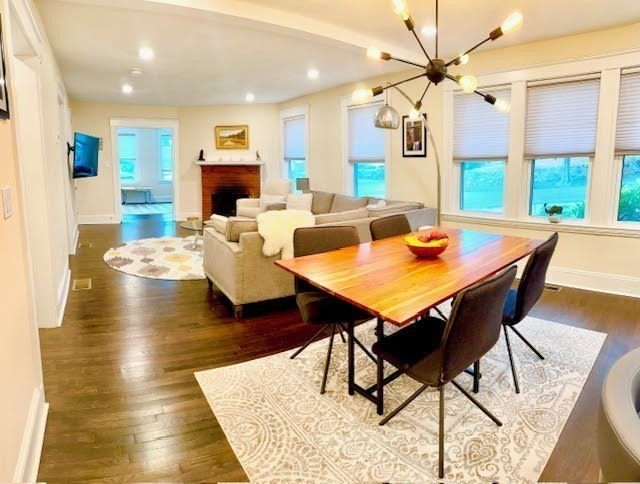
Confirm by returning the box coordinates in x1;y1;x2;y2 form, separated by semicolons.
196;160;264;166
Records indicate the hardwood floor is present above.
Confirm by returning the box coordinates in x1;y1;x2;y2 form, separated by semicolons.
37;215;640;482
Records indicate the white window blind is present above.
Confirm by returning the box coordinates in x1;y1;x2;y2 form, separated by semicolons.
525;78;600;158
348;103;385;162
453;88;511;160
284;116;306;160
616;72;640;154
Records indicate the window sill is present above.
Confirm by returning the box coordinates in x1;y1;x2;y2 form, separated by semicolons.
442;213;640;239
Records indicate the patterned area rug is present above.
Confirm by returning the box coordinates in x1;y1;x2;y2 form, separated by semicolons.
104;236;204;280
196;315;606;482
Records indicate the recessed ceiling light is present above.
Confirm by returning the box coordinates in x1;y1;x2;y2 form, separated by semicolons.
307;68;319;80
421;25;437;37
139;46;154;60
245;92;255;102
122;83;133;95
130;68;143;76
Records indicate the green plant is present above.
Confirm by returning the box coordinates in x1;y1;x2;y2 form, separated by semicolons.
544;203;563;215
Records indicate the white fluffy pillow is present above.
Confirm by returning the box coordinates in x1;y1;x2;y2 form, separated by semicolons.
259;194;286;211
286;193;313;211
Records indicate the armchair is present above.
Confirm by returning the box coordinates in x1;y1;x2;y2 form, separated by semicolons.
236;179;293;218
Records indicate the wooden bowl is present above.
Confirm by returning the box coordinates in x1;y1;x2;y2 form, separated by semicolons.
404;236;449;258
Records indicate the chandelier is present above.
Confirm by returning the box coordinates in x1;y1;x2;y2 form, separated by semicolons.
352;0;522;126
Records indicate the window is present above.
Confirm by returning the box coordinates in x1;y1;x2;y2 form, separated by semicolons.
118;133;137;183
615;72;640;223
525;78;600;220
283;115;307;187
348;103;386;198
453;88;510;213
159;133;173;182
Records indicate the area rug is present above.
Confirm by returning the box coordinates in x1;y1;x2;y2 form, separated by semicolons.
103;236;204;280
196;315;606;482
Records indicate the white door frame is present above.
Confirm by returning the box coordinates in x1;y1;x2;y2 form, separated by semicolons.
109;118;180;223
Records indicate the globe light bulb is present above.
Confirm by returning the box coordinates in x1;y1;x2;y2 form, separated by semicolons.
352;88;374;104
501;11;523;34
494;98;511;113
458;53;469;65
409;108;421;120
458;75;478;93
391;0;410;21
367;47;382;59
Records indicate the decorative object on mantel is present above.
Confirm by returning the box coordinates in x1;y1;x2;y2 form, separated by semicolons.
402;114;427;157
215;125;249;149
0;15;9;120
545;203;563;223
296;177;310;193
352;0;523;225
256;150;262;161
198;149;205;162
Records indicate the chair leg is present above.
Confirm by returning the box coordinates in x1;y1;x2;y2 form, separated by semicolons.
337;327;346;344
434;306;448;321
439;385;445;479
320;324;337;394
472;360;480;394
290;324;330;360
451;380;502;427
504;325;520;394
378;383;429;426
510;325;544;360
337;321;376;363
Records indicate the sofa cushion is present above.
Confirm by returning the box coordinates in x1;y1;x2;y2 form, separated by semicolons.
310;190;335;215
314;207;369;225
286;193;313;211
259;194;286;211
330;194;369;213
207;214;229;234
368;202;423;218
225;216;259;242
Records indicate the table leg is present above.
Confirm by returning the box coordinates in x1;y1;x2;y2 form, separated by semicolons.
347;320;355;396
376;317;384;415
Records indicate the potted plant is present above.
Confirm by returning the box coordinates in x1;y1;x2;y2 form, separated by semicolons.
544;203;563;223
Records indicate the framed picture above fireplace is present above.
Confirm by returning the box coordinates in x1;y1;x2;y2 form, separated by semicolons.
215;125;249;150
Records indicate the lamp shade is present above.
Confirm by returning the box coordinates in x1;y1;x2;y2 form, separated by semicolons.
296;177;310;192
374;104;400;129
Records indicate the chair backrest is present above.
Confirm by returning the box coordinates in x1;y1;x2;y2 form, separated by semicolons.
293;226;360;294
370;214;411;241
513;232;558;324
439;266;517;384
263;179;292;197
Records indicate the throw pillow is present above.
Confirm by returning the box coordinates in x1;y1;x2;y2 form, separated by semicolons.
259;194;286;211
286;193;313;211
310;190;335;214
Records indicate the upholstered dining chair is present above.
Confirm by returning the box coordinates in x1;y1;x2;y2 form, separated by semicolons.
291;226;374;394
369;214;411;241
373;266;517;478
502;232;558;393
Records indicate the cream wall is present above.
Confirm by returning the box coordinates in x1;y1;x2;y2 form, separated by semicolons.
71;102;280;219
279;22;640;296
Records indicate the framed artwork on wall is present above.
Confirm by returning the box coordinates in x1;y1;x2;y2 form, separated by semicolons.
0;15;10;120
402;115;426;157
215;125;249;149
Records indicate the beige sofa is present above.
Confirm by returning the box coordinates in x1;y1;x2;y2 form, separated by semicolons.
203;191;437;318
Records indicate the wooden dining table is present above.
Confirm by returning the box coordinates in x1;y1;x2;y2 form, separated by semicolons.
276;228;544;415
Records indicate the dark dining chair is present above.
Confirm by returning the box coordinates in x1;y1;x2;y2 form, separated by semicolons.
370;214;412;241
502;232;558;393
373;266;517;478
291;226;374;394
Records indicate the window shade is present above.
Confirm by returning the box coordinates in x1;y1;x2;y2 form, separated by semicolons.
616;72;640;154
453;88;511;160
283;116;306;160
348;103;385;162
525;79;600;158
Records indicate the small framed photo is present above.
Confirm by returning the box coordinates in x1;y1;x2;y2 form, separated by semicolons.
402;115;426;157
0;15;10;120
215;125;249;150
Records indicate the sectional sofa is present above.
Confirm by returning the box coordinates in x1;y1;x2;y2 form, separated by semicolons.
203;190;436;318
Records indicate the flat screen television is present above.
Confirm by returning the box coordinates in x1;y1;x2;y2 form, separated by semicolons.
72;132;100;179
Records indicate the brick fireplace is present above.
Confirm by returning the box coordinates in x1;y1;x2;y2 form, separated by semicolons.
199;163;261;218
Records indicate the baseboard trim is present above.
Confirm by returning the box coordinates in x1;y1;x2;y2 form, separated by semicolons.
13;387;48;483
78;214;118;224
70;224;79;255
546;266;640;299
56;268;71;327
176;212;201;221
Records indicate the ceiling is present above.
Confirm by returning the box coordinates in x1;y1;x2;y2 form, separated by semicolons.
35;0;640;106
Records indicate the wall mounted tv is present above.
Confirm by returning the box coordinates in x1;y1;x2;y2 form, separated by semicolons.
71;132;100;179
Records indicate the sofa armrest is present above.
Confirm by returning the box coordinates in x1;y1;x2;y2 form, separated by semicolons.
237;198;260;209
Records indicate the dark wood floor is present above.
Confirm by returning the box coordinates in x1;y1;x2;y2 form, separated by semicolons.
37;215;640;482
